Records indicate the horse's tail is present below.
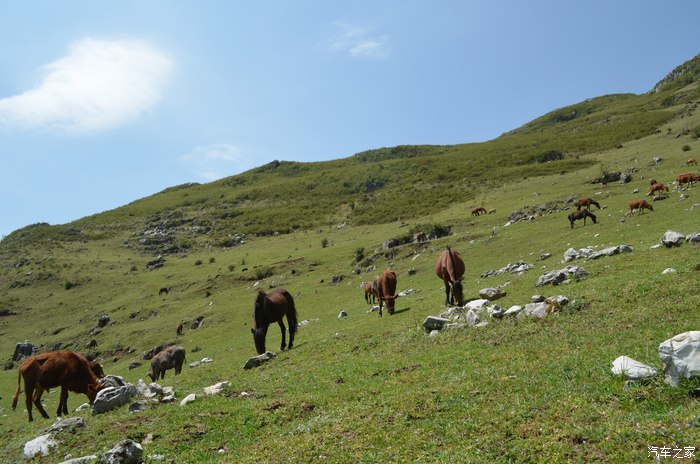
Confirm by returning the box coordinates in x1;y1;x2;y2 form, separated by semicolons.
286;292;299;336
447;246;458;282
11;365;22;410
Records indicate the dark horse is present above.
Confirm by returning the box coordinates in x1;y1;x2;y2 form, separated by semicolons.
568;210;597;228
435;247;465;306
252;288;298;355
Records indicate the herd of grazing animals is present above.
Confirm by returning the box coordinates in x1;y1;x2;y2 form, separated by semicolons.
9;157;697;425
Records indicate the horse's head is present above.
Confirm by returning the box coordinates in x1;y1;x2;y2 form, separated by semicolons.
384;294;400;314
251;326;268;355
451;280;464;306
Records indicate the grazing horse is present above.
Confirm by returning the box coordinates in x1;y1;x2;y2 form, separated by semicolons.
686;158;697;167
648;183;669;195
363;281;378;304
471;207;487;216
158;287;169;296
575;198;601;211
251;288;298;355
435;247;465;306
375;269;398;317
629;199;653;214
176;322;183;336
677;172;699;189
568;210;597;228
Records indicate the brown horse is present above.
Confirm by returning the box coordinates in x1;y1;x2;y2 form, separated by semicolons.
363;281;378;304
158;287;169;296
677;172;699;189
471;207;487;216
568;210;597;228
176;322;183;336
629;199;653;214
647;183;669;195
435;247;465;306
375;269;398;317
251;288;298;354
686;158;697;167
575;198;601;211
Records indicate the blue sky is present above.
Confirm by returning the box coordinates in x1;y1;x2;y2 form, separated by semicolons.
1;1;699;238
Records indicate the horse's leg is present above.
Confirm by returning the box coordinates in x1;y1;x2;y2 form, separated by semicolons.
278;320;287;351
287;316;294;350
444;281;451;306
378;298;383;317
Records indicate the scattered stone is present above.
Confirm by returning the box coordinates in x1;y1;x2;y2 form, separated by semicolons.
661;268;677;275
479;287;507;301
464;299;489;311
659;331;700;387
128;360;142;370
686;233;700;244
50;417;85;434
503;305;524;317
129;401;148;413
466;309;481;326
611;356;658;380
661;230;685;247
58;455;98;464
398;289;420;296
535;265;587;287
481;261;534;278
517;302;553;319
564;245;632;261
135;379;155;398
97;315;110;328
180;393;197;406
338;310;348;319
243;351;275;370
423;316;451;331
92;384;138;414
99;375;128;389
203;381;231;395
531;295;545;303
13;340;36;361
23;434;56;459
98;439;143;464
538;253;551;261
190;316;205;330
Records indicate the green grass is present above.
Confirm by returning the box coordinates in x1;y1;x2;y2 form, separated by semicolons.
1;59;700;463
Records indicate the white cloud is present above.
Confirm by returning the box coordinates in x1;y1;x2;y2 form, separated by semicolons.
0;38;173;133
181;144;253;181
325;22;391;60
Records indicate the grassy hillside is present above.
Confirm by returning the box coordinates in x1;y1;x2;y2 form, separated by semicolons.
1;55;699;463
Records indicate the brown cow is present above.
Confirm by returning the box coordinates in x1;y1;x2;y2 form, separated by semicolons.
677;172;698;189
629;199;653;214
686;158;697;167
647;183;669;195
363;281;378;304
375;269;398;317
12;351;103;422
147;345;186;381
575;198;601;211
435;247;465;306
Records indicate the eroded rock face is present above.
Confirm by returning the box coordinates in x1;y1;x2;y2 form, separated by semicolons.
659;331;700;387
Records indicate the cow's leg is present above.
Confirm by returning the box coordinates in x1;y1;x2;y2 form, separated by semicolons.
31;384;50;420
278;320;287;350
58;386;69;416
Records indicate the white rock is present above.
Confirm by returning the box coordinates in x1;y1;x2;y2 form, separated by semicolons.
180;393;197;406
659;331;700;387
23;434;56;459
503;305;523;317
203;381;231;396
611;356;658;380
338;310;348;319
661;268;677;275
464;299;489;311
